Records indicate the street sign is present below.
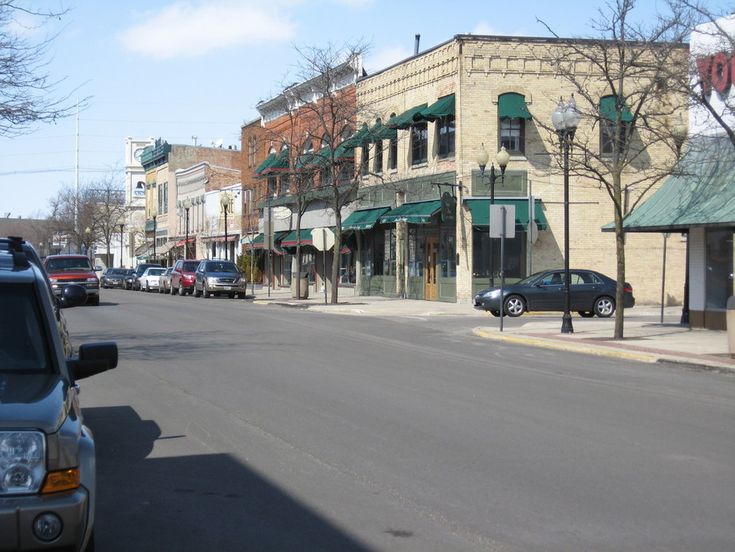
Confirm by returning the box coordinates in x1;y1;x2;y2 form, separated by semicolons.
489;205;515;238
311;227;335;251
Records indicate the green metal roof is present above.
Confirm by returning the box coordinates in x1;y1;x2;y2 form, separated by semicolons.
599;95;633;123
466;198;548;230
379;200;441;224
498;93;532;120
367;120;397;142
342;124;371;148
387;104;427;130
602;136;735;232
261;149;289;174
414;94;455;122
342;207;391;231
254;153;276;174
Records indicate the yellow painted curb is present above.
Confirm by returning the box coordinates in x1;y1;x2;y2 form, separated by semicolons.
473;328;660;363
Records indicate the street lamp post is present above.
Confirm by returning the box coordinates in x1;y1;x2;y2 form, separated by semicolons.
183;198;192;260
551;95;581;334
476;144;510;288
118;217;125;268
84;227;92;262
220;192;231;261
671;116;689;326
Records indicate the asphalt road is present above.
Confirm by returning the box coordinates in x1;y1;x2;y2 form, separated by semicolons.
66;289;735;552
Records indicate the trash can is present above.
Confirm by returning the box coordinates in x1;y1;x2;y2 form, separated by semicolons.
292;272;309;299
728;296;735;358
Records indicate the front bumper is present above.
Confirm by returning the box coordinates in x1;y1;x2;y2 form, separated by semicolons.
51;283;99;299
207;280;247;293
0;487;90;551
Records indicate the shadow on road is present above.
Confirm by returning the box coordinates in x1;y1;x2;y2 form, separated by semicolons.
85;406;372;552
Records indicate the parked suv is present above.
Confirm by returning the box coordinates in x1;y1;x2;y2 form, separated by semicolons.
194;259;248;298
131;262;162;291
170;259;202;296
44;254;101;306
0;244;118;551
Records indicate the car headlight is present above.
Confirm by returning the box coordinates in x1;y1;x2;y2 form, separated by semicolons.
482;289;501;299
0;431;46;495
86;277;98;283
206;276;218;285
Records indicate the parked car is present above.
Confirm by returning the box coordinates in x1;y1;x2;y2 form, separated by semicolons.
170;259;202;296
194;259;248;298
139;267;165;292
44;254;101;305
473;269;635;318
100;267;128;288
131;263;162;290
158;267;173;294
0;242;117;552
123;268;136;290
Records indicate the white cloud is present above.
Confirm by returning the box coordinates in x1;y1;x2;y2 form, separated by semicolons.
471;21;498;36
365;45;413;73
118;1;296;60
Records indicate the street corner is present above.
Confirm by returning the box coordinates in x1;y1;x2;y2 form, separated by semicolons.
472;327;662;364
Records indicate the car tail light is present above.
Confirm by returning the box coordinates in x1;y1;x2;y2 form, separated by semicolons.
624;283;633;293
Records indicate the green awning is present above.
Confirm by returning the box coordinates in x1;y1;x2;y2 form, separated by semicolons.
279;229;315;247
414;94;455;122
387;104;427;129
254;153;276;174
599;95;633;123
466;198;548;230
602;136;735;232
261;149;289;174
342;124;371;149
379;200;441;224
498;93;532;120
367;120;397;142
342;207;391;231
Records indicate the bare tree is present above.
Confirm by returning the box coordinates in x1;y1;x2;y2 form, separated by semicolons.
286;42;368;304
537;0;690;338
0;2;80;136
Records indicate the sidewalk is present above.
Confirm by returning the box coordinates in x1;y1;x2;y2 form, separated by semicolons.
250;285;735;373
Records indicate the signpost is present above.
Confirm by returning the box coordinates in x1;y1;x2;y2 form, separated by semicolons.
489;204;515;332
311;227;335;304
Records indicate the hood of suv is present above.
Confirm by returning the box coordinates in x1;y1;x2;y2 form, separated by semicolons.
0;374;69;433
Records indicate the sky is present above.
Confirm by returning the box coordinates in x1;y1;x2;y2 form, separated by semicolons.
0;0;729;219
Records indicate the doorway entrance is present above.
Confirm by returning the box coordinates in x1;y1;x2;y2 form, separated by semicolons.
425;236;439;301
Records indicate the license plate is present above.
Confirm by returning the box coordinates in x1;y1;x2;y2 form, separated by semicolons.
223;286;232;290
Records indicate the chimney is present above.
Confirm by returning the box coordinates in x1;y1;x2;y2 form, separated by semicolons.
414;34;420;56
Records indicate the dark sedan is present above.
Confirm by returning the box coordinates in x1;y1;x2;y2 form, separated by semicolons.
473;269;634;318
100;267;128;288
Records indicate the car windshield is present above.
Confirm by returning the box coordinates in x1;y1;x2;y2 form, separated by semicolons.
107;268;127;275
205;262;237;273
46;257;92;272
0;284;50;372
182;261;200;272
148;268;165;276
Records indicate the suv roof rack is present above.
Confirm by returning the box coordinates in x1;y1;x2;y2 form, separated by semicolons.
0;235;31;269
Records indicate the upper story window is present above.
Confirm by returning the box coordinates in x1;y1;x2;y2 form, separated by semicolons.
247;137;257;168
388;113;397;170
498;93;532;155
437;114;455;158
599;95;633;155
360;142;369;176
411;122;428;166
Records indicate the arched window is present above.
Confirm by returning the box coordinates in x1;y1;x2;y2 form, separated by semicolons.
388;113;398;170
599;95;632;155
303;138;314;153
373;118;383;174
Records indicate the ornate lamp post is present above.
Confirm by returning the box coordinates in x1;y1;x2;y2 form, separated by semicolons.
118;217;125;268
220;192;231;261
476;144;510;288
671;115;689;325
151;206;158;262
84;227;92;262
183;198;192;260
551;95;581;334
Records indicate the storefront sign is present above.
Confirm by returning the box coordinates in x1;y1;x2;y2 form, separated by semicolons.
696;50;735;96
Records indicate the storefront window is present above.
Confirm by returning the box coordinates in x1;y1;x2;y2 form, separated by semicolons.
382;228;397;276
439;229;456;278
301;252;315;284
472;229;525;280
339;250;355;284
408;228;425;277
705;229;734;309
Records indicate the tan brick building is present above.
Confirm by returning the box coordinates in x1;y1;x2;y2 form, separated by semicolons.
352;35;688;306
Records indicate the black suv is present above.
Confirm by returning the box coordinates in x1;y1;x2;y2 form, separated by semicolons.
0;240;117;551
131;262;162;291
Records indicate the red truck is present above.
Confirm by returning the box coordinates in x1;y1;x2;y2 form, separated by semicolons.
44;254;100;306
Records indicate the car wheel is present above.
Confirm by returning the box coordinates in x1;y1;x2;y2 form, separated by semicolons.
194;285;202;298
578;311;595;318
490;310;500;317
594;296;615;318
503;295;526;317
178;283;185;296
228;292;235;299
203;284;211;298
88;295;100;306
145;282;150;292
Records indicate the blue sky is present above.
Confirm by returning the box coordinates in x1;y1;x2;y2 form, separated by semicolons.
0;0;727;218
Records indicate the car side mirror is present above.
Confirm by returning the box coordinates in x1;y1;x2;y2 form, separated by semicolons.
68;341;118;380
59;284;88;308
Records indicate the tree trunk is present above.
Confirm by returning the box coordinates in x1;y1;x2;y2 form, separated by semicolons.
331;210;341;304
613;172;626;340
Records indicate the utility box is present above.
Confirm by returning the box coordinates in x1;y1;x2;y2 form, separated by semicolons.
727;296;735;358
